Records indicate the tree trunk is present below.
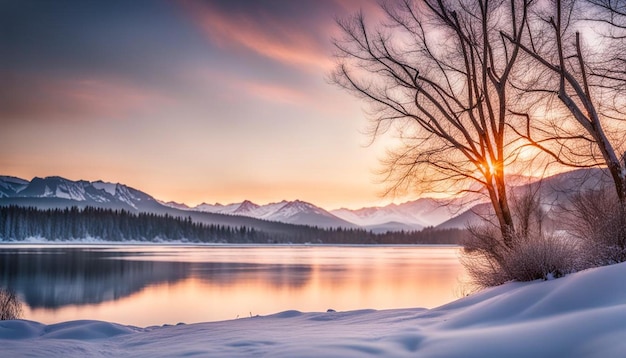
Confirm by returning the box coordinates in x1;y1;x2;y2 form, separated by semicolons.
485;174;515;246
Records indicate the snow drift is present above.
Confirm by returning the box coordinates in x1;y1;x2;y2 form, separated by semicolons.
1;261;625;357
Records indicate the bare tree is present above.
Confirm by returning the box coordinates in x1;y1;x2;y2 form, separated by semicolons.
0;288;22;320
503;0;626;206
586;0;626;88
332;0;534;243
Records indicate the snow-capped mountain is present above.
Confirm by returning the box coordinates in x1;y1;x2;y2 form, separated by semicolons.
0;176;357;230
0;176;29;198
183;197;464;232
189;199;356;229
332;168;615;231
265;200;348;227
0;176;157;211
233;200;261;215
4;168;610;233
194;202;241;214
331;198;463;231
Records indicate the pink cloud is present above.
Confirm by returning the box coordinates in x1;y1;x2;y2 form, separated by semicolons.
181;1;335;71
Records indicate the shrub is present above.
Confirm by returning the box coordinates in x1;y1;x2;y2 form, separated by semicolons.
461;192;579;289
462;226;579;289
0;288;22;320
566;188;626;266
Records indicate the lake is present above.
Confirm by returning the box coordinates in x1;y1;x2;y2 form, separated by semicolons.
0;245;466;327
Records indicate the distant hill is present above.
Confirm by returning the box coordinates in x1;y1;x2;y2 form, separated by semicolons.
331;197;464;231
435;203;491;230
435;168;615;230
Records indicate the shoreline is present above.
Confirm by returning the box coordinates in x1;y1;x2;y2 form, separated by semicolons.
0;240;462;248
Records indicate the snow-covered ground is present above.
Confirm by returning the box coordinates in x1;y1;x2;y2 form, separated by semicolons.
1;261;625;357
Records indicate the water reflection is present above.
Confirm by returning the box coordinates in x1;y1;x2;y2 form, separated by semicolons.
0;245;465;326
190;262;314;288
0;249;190;308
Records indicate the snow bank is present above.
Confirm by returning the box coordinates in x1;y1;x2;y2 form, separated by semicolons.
2;262;626;357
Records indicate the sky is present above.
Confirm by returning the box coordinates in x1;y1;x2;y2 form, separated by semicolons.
0;0;402;210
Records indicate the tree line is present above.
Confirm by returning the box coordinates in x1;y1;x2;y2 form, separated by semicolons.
0;205;466;245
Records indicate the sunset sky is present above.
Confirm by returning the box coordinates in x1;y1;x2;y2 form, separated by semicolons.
0;0;404;210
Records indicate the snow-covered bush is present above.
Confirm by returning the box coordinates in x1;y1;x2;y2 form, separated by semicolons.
461;192;579;289
462;227;579;288
567;189;626;266
0;288;22;320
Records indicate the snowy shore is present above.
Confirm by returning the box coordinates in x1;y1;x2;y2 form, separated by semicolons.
1;261;625;357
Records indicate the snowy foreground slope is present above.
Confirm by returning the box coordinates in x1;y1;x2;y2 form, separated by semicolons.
2;262;626;357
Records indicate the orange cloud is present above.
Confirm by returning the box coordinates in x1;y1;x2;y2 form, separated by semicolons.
182;1;334;71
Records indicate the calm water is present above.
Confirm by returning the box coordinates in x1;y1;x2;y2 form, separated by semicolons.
0;245;465;326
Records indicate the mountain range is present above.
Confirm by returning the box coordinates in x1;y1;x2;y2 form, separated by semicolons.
0;175;457;231
0;176;359;230
187;199;356;228
0;176;326;234
0;176;158;211
331;198;462;232
0;168;614;233
163;198;465;232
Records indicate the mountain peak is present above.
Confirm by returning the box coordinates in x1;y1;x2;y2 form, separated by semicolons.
0;176;29;185
92;181;118;196
234;200;260;214
281;200;315;210
0;176;30;198
160;200;190;210
272;200;332;219
0;176;154;211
